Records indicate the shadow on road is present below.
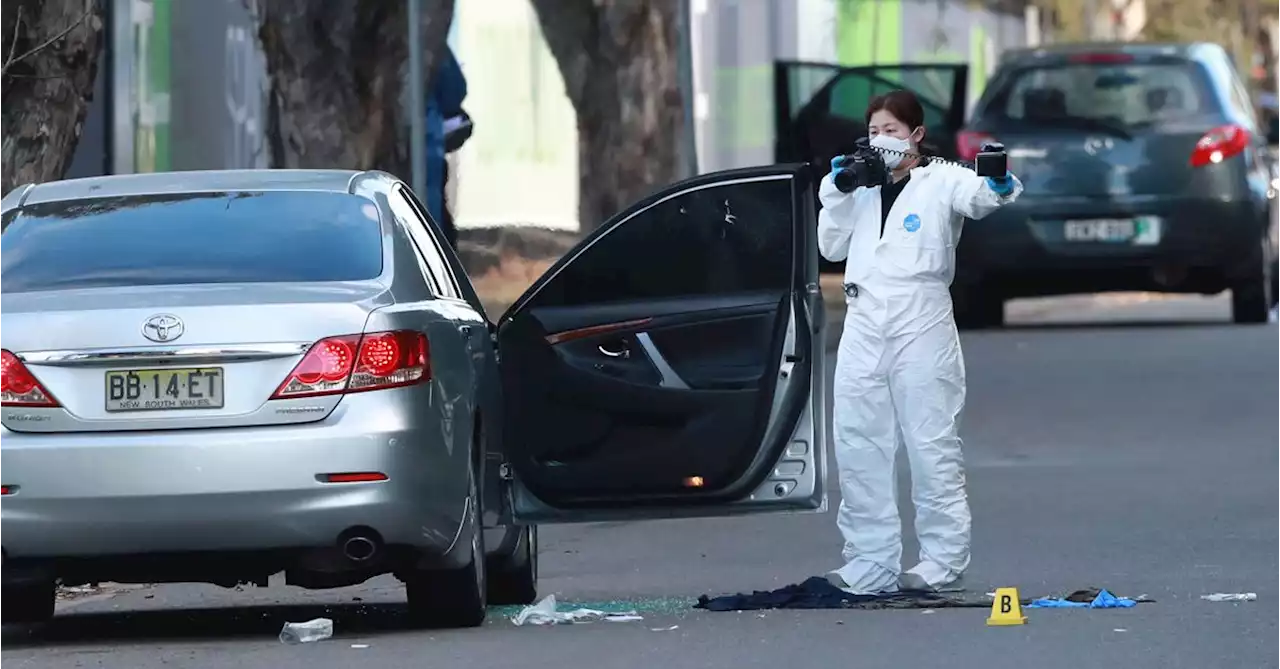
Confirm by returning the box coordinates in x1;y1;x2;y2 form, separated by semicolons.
1;602;455;648
1001;318;1241;331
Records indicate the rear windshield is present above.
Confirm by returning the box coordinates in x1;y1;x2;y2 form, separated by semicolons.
1;191;384;293
985;60;1215;127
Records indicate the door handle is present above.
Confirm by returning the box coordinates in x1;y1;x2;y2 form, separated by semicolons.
598;343;630;359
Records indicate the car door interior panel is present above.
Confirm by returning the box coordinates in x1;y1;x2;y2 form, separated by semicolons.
497;165;820;511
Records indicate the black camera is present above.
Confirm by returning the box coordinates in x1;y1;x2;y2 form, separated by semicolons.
832;137;889;193
974;142;1007;178
832;138;1009;193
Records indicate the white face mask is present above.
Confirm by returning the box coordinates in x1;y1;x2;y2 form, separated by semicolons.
869;133;914;169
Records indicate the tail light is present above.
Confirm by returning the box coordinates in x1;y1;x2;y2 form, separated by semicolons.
957;130;997;162
271;330;430;399
1189;124;1250;168
1;350;60;408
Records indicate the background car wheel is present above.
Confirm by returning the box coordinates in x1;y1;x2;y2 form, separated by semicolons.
1231;278;1271;323
2;579;56;625
953;285;1004;330
486;525;538;605
405;475;487;629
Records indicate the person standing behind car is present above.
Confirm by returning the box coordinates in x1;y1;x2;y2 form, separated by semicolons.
820;90;1022;595
425;45;468;250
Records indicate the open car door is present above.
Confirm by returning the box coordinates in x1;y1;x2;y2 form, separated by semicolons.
494;165;826;523
774;61;970;169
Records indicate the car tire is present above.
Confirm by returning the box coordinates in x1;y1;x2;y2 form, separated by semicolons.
1231;281;1271;324
404;473;487;629
2;579;56;625
953;285;1004;330
1231;255;1273;324
486;525;538;606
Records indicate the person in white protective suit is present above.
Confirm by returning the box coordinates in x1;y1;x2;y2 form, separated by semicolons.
820;90;1022;594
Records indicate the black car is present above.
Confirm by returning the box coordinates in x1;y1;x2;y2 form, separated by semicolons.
952;42;1278;327
773;59;972;275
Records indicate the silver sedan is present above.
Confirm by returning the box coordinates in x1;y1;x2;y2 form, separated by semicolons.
0;167;827;628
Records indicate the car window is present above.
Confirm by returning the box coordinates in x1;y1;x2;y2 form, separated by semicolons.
988;61;1215;127
529;177;793;308
826;70;957;130
389;185;460;299
0;191;383;293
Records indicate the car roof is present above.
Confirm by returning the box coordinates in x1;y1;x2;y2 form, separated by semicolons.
999;41;1222;66
16;169;368;207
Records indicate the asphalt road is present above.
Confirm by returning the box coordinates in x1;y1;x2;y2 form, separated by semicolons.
4;293;1277;669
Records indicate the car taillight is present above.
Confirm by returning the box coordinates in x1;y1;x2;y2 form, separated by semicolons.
957;130;996;162
1189;124;1250;168
271;331;430;399
1;350;60;407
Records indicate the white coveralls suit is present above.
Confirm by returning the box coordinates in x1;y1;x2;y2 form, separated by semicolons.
819;161;1022;593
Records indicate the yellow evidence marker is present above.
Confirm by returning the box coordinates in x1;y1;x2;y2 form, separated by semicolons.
987;587;1028;626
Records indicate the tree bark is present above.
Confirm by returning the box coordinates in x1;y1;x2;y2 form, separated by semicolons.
249;0;454;176
1;0;104;195
530;0;684;232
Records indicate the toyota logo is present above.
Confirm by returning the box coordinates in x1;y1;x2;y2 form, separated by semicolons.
142;314;185;343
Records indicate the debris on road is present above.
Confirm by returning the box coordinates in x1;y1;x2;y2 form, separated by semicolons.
1026;588;1136;609
697;579;1155;612
1200;592;1257;602
512;595;643;626
279;618;334;644
351;644;370;649
696;576;1022;611
57;584;102;599
650;625;680;632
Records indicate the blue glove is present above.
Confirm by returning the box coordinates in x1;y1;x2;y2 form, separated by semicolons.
986;170;1014;196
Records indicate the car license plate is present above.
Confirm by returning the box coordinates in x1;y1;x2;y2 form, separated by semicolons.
1063;219;1136;243
104;368;225;412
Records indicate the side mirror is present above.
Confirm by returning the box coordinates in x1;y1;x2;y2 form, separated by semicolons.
1267;119;1279;146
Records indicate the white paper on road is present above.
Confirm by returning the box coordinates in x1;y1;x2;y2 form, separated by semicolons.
279;618;334;644
1200;592;1257;602
511;595;642;625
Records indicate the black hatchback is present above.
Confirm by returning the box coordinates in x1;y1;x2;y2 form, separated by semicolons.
952;42;1277;327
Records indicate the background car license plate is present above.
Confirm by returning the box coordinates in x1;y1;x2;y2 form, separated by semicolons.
104;368;225;412
1063;219;1135;243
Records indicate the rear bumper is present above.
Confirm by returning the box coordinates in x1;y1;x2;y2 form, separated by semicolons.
0;392;471;560
957;194;1267;295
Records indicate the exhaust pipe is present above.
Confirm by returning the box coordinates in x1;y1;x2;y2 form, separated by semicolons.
341;535;380;563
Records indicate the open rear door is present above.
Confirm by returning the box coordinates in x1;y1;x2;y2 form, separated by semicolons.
774;60;970;169
494;165;826;524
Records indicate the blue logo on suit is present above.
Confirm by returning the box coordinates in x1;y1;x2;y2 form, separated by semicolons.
903;213;922;233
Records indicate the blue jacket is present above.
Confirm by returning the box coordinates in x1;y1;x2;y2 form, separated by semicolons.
425;48;467;222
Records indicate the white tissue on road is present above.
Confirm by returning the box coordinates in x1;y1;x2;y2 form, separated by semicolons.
511;595;642;625
279;618;334;644
1200;592;1257;602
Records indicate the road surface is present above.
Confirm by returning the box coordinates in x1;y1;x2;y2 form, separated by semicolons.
4;293;1276;669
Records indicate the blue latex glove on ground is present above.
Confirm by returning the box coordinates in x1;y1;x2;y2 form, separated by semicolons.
1026;589;1136;609
986;170;1014;196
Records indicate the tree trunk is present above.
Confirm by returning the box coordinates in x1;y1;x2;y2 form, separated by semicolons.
530;0;684;232
1;0;104;194
249;0;454;176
